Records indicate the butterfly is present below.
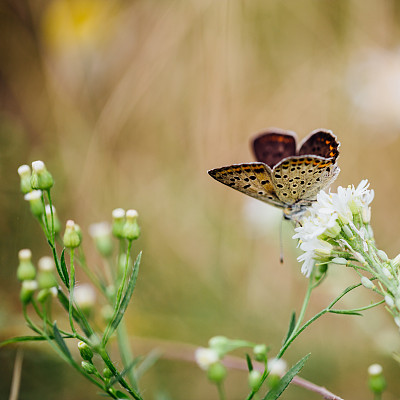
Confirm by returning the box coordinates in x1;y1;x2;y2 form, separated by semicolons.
208;128;340;220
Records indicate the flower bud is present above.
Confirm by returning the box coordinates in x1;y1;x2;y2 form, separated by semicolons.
45;205;61;234
37;256;57;289
208;336;230;356
20;280;38;304
391;253;400;269
248;370;262;390
377;250;388;262
354;252;366;264
112;208;125;238
331;257;348;265
268;358;287;377
342;224;354;238
24;190;44;217
37;288;53;303
103;367;113;380
385;295;394;308
74;284;96;316
362;206;371;223
382;267;392;279
368;364;386;394
81;360;96;374
18;165;32;194
63;220;81;248
195;347;219;370
31;160;54;190
207;362;227;383
122;209;140;241
89;222;113;257
78;341;94;361
324;222;341;238
17;249;36;281
267;358;287;390
361;276;375;290
253;344;268;362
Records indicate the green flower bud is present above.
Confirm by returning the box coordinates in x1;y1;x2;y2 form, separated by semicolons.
368;364;386;394
253;344;268;362
89;222;113;258
31;160;54;190
78;341;94;361
37;256;57;289
17;249;36;281
122;209;140;240
248;370;262;390
207;362;226;383
81;360;96;374
112;208;125;239
331;257;348;265
103;367;113;380
37;288;51;303
20;280;38;304
314;264;328;281
342;224;353;239
63;220;81;248
24;190;44;218
45;205;61;234
18;165;32;194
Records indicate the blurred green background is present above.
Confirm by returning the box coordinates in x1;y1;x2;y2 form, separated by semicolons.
2;0;400;399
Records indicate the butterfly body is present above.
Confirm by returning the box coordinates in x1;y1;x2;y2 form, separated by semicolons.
208;129;340;220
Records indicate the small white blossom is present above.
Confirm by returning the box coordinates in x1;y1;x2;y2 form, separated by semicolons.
74;284;96;310
38;256;55;272
195;347;219;370
88;222;111;238
368;363;383;376
24;190;42;201
267;358;287;376
32;160;45;172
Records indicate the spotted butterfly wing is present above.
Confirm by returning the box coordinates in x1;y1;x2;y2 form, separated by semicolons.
298;129;340;162
207;163;284;208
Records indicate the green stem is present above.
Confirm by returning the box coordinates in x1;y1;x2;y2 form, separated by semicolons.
46;189;55;245
117;320;137;389
217;381;226;400
69;249;77;334
40;192;50;240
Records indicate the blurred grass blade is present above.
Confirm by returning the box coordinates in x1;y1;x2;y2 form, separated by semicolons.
135;349;161;381
262;353;310;400
53;323;71;359
102;252;141;345
246;353;253;372
282;311;296;346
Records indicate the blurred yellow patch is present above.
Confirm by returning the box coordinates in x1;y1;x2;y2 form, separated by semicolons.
41;0;119;50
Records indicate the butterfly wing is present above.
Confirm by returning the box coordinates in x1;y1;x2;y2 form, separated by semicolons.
252;129;297;168
208;163;284;207
298;129;340;162
271;156;340;204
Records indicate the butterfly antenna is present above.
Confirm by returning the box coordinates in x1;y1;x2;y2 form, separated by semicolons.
279;216;284;264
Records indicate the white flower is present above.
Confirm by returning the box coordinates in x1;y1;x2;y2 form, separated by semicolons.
368;363;383;376
38;256;55;272
267;358;287;376
195;347;219;370
24;190;42;201
297;238;333;277
74;284;96;310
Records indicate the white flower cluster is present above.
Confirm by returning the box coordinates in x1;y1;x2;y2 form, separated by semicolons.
293;180;374;277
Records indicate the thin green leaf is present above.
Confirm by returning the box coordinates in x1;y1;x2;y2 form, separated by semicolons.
329;310;362;316
49;241;69;289
135;349;161;381
102;252;141;345
282;311;296;346
0;335;48;347
246;354;253;372
115;391;129;399
60;248;70;288
262;353;310;400
108;358;141;387
53;323;72;359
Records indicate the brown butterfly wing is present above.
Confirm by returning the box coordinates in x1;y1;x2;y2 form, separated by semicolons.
297;129;340;162
208;163;284;207
252;129;297;168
